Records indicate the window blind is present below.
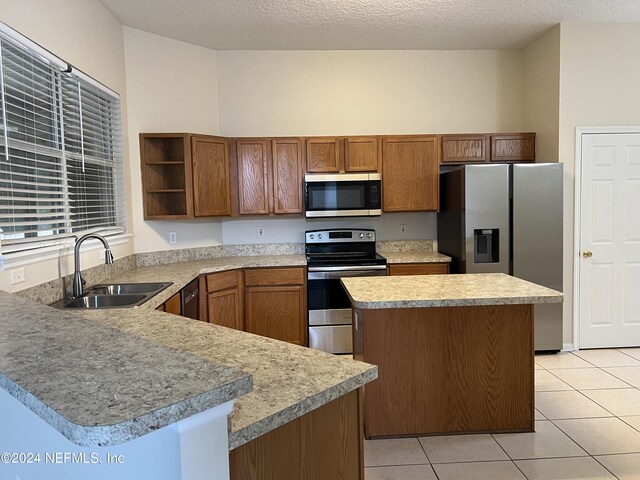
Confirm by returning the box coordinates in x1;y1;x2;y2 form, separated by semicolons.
0;26;125;253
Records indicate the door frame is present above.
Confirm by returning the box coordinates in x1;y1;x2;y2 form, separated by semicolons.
573;126;640;350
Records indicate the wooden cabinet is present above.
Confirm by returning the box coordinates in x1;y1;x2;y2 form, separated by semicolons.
244;267;306;346
382;136;439;212
161;291;182;315
440;134;487;164
305;136;378;173
440;133;535;165
140;133;231;219
230;389;363;480
192;135;231;216
490;133;535;162
200;270;243;330
235;138;304;215
388;263;450;276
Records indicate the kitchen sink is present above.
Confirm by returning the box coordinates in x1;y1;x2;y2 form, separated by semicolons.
86;282;172;296
50;282;173;309
60;294;148;309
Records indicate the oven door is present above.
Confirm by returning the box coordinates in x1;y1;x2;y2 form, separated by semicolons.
304;174;381;217
307;267;386;354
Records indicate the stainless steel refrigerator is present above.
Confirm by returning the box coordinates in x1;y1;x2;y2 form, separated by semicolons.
437;163;563;352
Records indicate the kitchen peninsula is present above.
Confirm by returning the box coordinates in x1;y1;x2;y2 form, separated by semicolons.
341;273;563;438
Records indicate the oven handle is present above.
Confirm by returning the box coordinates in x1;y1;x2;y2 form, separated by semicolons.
308;268;388;280
308;265;387;272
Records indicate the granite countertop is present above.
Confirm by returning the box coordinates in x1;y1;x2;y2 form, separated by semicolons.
380;251;451;264
104;255;307;310
0;291;252;447
342;273;563;309
0;253;377;450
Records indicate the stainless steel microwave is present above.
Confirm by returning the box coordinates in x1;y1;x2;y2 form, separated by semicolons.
304;173;382;217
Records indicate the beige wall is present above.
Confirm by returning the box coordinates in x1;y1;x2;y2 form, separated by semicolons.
558;23;640;346
123;27;223;253
0;0;132;292
522;26;560;163
216;49;525;244
217;50;524;136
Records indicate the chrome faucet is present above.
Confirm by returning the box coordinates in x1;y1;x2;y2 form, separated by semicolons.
72;234;114;298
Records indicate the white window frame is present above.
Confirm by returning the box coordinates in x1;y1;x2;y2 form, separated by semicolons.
0;22;126;266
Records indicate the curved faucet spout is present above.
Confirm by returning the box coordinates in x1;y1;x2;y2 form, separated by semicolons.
72;234;115;298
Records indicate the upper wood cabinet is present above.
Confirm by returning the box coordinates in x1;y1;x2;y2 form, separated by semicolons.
490;133;536;162
140;133;232;219
192;135;231;216
305;136;379;173
236;138;271;215
382;136;439;212
440;132;535;165
306;137;341;173
234;138;304;216
140;133;192;219
440;134;488;164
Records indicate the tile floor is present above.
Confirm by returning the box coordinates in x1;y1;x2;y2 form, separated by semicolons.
364;348;640;479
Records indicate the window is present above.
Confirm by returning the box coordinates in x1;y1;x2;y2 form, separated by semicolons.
0;24;125;254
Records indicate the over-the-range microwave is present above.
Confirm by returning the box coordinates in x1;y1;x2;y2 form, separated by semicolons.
304;173;382;217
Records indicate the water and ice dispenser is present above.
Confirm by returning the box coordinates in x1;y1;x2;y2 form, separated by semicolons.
474;229;499;263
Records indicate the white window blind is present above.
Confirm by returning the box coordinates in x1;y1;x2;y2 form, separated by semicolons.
0;25;125;254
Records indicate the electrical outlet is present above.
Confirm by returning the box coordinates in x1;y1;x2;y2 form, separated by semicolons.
10;267;25;285
400;224;407;236
169;232;177;244
257;226;265;239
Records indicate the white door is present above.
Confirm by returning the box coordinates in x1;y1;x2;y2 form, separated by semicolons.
579;133;640;348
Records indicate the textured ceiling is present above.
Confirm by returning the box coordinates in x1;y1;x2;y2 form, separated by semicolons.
99;0;640;50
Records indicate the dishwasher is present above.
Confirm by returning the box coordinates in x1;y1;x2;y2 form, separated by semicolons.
180;278;200;320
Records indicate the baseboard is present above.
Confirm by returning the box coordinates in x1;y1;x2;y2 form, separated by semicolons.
563;342;575;352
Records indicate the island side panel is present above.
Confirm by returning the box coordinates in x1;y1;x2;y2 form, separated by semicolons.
229;388;363;480
358;304;534;437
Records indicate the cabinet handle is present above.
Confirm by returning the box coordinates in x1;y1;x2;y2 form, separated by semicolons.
354;311;359;331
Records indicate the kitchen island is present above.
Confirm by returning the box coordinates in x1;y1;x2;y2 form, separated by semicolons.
341;273;563;439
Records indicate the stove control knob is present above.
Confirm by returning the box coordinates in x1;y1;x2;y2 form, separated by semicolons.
359;233;364;238
318;234;323;239
309;234;315;240
366;233;372;238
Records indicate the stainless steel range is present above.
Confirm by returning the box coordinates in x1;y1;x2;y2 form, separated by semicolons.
306;228;387;354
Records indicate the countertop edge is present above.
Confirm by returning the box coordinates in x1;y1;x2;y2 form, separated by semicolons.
350;294;564;309
1;364;253;447
228;365;378;450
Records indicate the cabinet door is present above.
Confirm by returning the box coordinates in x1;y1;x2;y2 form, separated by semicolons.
272;138;304;214
192;135;231;216
237;139;271;215
382;136;439;212
344;136;378;172
440;135;487;164
164;292;181;315
305;137;341;173
388;263;450;275
490;133;535;162
207;289;243;330
245;286;306;346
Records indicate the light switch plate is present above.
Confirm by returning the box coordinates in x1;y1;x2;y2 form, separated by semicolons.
11;267;25;285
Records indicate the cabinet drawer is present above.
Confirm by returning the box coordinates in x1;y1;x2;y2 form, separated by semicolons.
388;263;450;276
205;270;239;293
245;267;305;286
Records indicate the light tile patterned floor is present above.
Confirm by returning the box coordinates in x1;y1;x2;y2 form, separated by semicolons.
364;348;640;479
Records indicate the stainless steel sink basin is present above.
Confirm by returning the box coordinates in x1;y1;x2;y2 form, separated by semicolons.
86;282;172;295
61;294;148;309
50;281;173;309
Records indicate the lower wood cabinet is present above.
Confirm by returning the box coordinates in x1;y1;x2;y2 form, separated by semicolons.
244;267;307;346
156;291;181;315
200;270;244;330
230;389;363;480
388;262;450;276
